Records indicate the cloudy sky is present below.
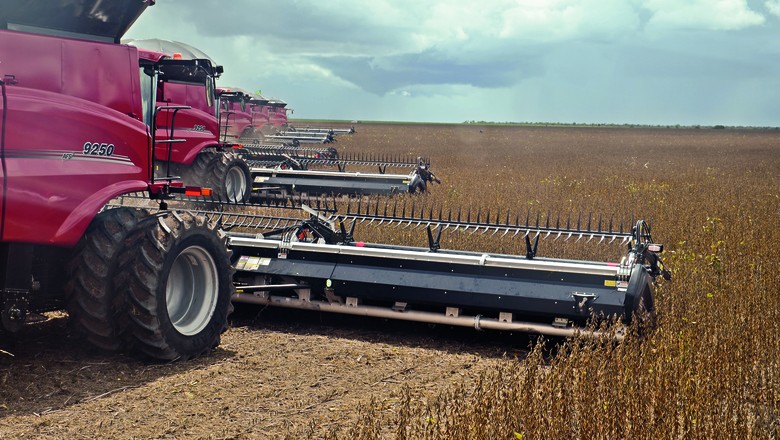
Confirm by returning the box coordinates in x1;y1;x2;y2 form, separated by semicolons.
125;0;780;126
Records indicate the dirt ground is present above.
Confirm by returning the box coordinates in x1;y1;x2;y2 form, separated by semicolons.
2;122;776;438
0;307;527;439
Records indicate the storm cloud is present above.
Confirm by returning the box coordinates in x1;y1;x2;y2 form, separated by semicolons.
126;0;780;125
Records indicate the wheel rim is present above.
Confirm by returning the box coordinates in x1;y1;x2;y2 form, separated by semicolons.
166;245;219;336
225;166;247;202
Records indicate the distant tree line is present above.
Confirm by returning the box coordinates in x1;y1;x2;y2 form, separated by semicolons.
462;121;779;129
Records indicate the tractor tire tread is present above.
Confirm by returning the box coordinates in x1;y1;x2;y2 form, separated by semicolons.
65;207;148;352
116;211;233;362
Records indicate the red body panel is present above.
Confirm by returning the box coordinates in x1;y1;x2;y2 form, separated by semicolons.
250;103;270;131
268;106;289;127
156;82;219;165
219;100;253;139
0;30;150;246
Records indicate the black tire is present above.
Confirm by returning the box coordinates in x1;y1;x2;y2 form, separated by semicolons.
408;175;427;194
116;211;234;361
185;150;252;203
213;152;252;203
65;207;147;352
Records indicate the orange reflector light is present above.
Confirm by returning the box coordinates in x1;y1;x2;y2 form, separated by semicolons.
173;52;183;60
184;186;212;197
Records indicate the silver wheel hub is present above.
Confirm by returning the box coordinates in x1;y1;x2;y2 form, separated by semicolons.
225;166;247;202
166;245;219;336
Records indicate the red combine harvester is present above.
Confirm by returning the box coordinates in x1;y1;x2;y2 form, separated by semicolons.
217;87;255;140
0;0;234;360
267;98;290;127
247;93;271;135
1;1;671;360
125;38;254;203
124;41;436;198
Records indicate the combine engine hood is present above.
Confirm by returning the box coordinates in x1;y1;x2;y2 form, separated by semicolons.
0;0;152;43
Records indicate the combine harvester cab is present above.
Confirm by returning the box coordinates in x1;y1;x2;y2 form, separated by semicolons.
267;98;290;128
227;203;670;339
248;93;271;135
216;87;254;141
0;0;234;361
